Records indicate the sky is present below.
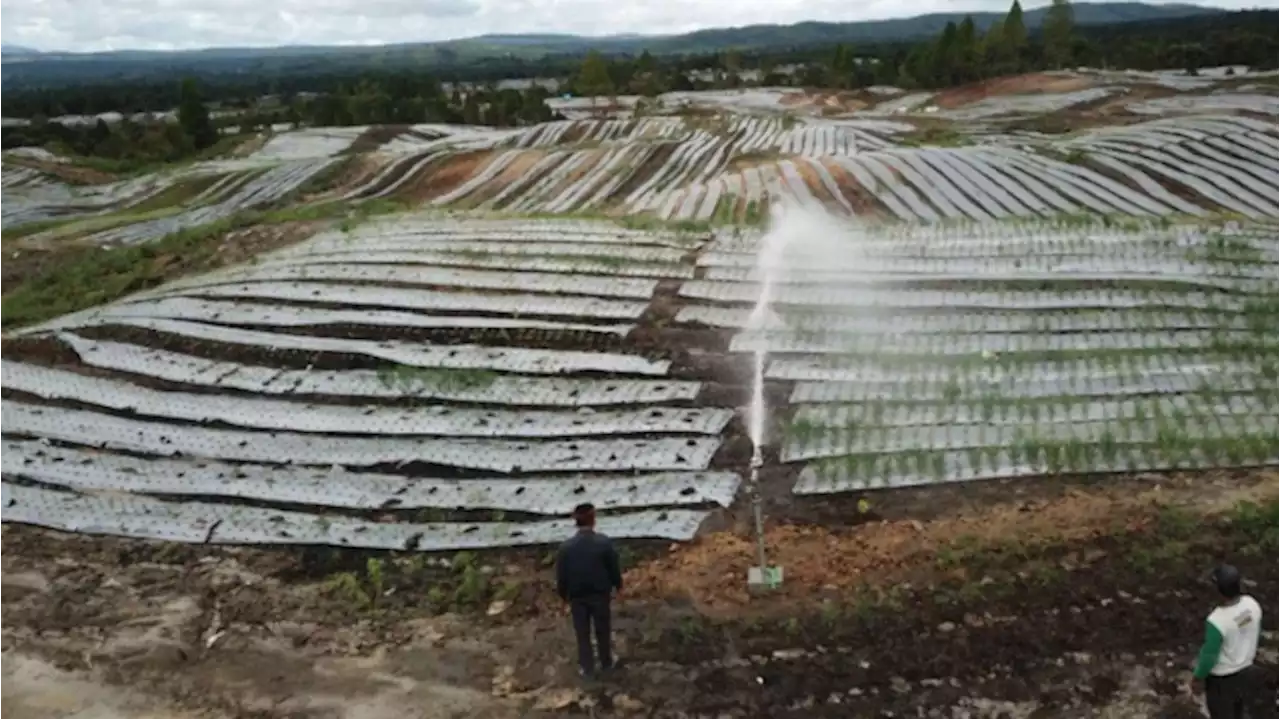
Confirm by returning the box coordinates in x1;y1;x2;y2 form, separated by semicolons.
0;0;1266;53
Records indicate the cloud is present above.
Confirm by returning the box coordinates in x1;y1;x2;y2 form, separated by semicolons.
0;0;1264;52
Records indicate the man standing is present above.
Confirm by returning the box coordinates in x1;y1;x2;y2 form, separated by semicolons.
556;503;622;678
1190;564;1263;719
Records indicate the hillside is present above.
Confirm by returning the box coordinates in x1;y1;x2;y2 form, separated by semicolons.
1;49;1277;719
0;44;41;54
0;2;1218;63
604;2;1222;53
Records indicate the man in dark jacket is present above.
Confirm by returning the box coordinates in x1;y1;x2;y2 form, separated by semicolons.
555;503;622;678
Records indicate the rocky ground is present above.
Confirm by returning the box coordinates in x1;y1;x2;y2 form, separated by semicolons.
3;469;1277;719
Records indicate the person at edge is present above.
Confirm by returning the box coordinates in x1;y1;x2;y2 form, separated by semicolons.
1189;564;1262;719
555;502;623;679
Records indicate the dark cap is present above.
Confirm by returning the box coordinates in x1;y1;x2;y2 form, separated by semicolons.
1212;564;1242;598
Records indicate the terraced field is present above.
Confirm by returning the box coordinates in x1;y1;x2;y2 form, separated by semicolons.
712;222;1278;490
2;217;746;549
6;208;1275;542
1;67;1277;718
5;71;1278;238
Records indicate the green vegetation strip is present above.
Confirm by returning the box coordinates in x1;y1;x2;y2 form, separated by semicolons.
1;198;408;329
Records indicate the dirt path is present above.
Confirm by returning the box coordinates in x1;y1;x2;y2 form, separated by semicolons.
2;653;218;719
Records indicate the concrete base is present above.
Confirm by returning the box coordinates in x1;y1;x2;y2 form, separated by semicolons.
747;565;784;594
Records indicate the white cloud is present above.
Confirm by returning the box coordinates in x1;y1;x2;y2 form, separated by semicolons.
0;0;1264;53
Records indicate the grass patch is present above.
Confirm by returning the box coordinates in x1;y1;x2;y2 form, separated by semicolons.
47;133;254;178
324;550;522;615
743;198;770;226
1;213;265;328
4;205;189;244
895;125;971;148
616;214;711;234
250;197;409;230
126;173;227;214
1;216;85;242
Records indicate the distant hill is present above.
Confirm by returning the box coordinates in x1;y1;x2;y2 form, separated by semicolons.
0;2;1236;91
468;33;646;47
450;2;1224;55
0;44;42;56
6;2;1223;59
625;2;1224;53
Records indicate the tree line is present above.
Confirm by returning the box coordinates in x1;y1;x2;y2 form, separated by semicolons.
3;6;1274;122
568;3;1276;96
0;4;1273;168
1;78;557;168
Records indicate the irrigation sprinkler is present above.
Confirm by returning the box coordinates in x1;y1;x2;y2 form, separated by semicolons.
746;448;783;593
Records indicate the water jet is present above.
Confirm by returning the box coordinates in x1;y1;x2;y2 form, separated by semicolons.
743;201;793;594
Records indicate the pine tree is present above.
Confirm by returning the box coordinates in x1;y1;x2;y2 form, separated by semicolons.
177;77;217;150
956;17;979;83
1003;0;1028;72
828;44;855;88
934;22;959;87
1043;0;1076;69
576;50;615;101
980;19;1009;78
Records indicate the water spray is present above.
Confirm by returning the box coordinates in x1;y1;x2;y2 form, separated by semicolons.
744;201;792;594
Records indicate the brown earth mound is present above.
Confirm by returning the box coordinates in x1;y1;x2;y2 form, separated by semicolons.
932;72;1097;109
398;149;493;203
6;157;118;185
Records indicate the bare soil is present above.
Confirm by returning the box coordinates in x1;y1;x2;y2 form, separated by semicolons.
477;150;547;205
823;159;889;220
933;73;1098;110
303;153;389;202
3;471;1275;718
397;150;494;204
609;143;679;203
346;125;411;155
777;91;870;116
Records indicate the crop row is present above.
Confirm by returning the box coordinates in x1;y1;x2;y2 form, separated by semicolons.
695;216;1277;496
0;216;749;550
1;482;711;550
1065;115;1278;220
794;432;1277;494
413;113;1277;223
85;158;340;245
640;117;1276;222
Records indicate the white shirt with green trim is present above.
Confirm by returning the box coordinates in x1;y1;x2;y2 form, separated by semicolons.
1206;595;1262;676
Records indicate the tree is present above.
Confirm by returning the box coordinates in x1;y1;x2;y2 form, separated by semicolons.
630;51;664;97
177;78;217;150
980;19;1010;77
933;23;959;87
1043;0;1076;69
827;44;855;88
722;49;742;72
575;50;615;102
955;17;980;84
89;118;112;148
1003;0;1028;72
